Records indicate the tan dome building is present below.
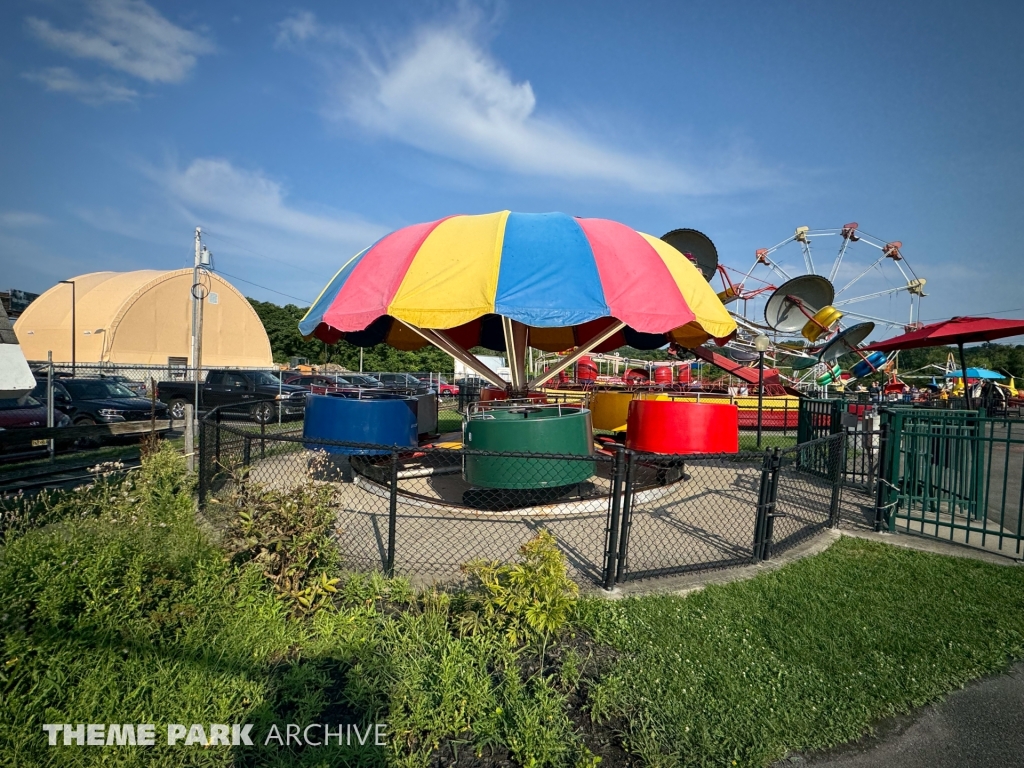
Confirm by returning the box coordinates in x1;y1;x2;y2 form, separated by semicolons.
14;269;273;367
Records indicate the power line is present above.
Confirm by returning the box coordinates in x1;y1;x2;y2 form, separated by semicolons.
921;306;1024;321
215;268;313;305
201;230;324;278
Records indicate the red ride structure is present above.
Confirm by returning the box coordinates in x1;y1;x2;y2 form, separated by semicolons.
625;400;739;454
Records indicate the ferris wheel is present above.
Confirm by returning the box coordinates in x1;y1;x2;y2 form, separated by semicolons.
718;224;926;388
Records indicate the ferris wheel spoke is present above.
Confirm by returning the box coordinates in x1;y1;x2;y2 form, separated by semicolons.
829;236;854;283
800;241;815;274
834;254;886;297
837;309;907;327
833;284;917;307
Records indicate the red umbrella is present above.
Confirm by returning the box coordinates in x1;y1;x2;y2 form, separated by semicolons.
863;316;1024;408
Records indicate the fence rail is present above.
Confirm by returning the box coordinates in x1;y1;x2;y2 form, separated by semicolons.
198;404;846;588
875;408;1024;558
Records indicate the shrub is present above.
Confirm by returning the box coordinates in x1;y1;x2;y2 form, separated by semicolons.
217;475;343;616
459;530;579;674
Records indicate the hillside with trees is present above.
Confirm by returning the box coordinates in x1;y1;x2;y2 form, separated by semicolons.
248;299;454;373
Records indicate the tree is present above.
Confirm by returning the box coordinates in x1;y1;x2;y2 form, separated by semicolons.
247;298;454;373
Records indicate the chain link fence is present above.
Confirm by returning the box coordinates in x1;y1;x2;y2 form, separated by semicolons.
198;402;848;590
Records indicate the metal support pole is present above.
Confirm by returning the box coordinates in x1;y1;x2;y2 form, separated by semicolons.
185;404;195;473
873;416;890;532
828;433;845;528
757;350;765;448
195;406;205;509
603;445;626;591
958;342;972;410
753;450;772;561
243;437;251;467
260;417;266;460
46;351;54;461
763;448;782;560
615;451;637;583
214;407;221;467
386;450;398;577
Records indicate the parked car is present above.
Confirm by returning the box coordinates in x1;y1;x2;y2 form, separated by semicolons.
283;373;355;395
435;376;460;398
343;374;385;388
155;369;307;423
32;378;169;427
92;373;148;397
411;373;460;396
0;393;70;460
453;376;487;391
370;372;433;391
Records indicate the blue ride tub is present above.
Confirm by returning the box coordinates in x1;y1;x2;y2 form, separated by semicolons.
303;391;417;455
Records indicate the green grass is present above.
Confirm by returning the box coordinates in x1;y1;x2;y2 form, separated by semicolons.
737;432;798;451
436;406;462;435
580;537;1024;767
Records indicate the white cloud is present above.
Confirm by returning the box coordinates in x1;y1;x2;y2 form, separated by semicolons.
0;211;50;228
27;0;213;84
275;10;321;48
157;158;386;246
281;11;772;195
71;157;390;303
22;67;138;105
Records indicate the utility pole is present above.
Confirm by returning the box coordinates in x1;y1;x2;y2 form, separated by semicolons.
189;227;212;469
191;228;202;415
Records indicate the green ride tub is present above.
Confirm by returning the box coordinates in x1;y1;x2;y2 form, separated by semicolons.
463;404;594;489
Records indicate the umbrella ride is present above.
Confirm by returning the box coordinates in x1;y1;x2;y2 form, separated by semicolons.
300;211;738;491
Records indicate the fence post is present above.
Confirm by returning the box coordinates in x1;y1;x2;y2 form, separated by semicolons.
260;417;266;460
828;432;845;528
615;450;637;584
197;413;207;512
386;449;398;578
602;445;626;591
243;436;251;468
762;448;782;560
753;449;772;561
873;415;891;532
214;407;222;467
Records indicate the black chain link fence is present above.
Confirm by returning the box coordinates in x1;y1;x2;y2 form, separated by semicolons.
199;402;847;590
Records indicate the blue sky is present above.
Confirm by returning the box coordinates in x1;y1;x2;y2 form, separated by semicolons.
2;0;1023;337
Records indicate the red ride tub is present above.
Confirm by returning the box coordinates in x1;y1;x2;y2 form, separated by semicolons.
625;400;739;454
480;387;548;403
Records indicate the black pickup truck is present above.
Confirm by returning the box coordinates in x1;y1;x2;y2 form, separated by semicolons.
156;370;308;423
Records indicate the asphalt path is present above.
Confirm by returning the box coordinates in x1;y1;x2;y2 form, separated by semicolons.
779;663;1024;768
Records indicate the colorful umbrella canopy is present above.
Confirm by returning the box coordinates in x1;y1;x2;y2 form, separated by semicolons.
944;368;1004;380
299;212;736;354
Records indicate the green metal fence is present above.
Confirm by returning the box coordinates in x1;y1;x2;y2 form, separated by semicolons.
796;398;843;444
877;408;1024;558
